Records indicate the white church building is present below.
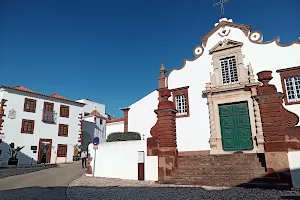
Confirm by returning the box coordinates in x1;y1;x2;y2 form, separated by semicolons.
106;17;300;154
94;17;300;185
0;85;107;166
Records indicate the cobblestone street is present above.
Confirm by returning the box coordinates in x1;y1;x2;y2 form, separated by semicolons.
0;162;84;200
67;175;300;200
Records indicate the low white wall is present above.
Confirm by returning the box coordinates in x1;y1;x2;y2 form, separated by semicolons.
288;151;300;188
89;140;158;181
106;121;124;137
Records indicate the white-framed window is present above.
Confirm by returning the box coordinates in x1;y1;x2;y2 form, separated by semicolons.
220;56;238;84
284;76;300;103
175;94;187;115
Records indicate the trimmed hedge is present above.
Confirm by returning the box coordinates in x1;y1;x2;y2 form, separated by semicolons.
107;132;141;142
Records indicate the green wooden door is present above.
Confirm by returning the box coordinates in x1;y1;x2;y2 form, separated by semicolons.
218;101;253;151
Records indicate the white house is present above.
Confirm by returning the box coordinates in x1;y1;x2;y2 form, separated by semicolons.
0;85;107;166
99;18;300;183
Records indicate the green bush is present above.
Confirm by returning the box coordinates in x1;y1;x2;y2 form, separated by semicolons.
107;132;141;142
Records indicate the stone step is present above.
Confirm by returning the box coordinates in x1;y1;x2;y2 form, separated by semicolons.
178;156;260;163
162;179;291;190
178;161;264;167
167;173;267;180
162;178;254;187
170;170;266;177
176;164;266;171
178;154;261;160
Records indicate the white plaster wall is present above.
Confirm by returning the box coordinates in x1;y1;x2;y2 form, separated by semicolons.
128;91;158;137
94;117;106;143
1;89;83;165
89;140;158;181
76;99;106;117
288;151;300;188
106;121;124;138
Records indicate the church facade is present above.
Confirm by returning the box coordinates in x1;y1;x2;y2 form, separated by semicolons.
106;18;300;155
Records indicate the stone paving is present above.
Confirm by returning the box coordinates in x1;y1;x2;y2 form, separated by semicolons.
0;164;56;179
67;175;300;200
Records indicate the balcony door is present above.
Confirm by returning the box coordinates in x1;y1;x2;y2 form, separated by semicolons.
43;102;54;123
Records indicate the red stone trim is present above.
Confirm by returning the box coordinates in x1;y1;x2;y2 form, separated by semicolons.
57;144;68;157
276;66;300;105
60;105;70;118
78;113;83;144
23;98;36;113
171;86;190;118
249;31;300;47
21;119;35;134
120;108;130;132
58;124;69;137
201;21;251;47
0;99;7;135
44;101;54;111
38;138;52;163
255;71;300;152
107;118;125;124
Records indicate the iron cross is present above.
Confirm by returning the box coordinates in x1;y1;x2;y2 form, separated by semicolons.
213;0;230;16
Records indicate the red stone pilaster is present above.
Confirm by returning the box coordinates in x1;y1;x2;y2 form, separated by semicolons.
147;62;178;182
120;107;130;132
255;70;299;178
0;99;8;135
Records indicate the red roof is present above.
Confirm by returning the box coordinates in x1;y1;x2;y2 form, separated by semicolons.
50;93;68;100
13;86;37;93
88;109;105;117
1;85;84;105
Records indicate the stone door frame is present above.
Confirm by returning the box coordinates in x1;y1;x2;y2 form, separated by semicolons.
208;88;265;155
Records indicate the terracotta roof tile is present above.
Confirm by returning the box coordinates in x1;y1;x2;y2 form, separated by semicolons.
50;94;68;100
0;85;84;106
13;85;37;93
88;109;102;117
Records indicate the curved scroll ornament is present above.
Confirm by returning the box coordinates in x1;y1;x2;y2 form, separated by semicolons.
249;30;300;47
150;121;159;138
281;105;299;127
249;31;263;43
193;46;204;57
217;27;231;37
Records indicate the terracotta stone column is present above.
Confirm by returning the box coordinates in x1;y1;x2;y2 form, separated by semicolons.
255;71;299;175
120;107;130;132
147;62;178;182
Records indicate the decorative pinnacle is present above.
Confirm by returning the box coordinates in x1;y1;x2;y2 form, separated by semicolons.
159;61;167;76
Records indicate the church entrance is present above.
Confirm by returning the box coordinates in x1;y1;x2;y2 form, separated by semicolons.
218;101;253;151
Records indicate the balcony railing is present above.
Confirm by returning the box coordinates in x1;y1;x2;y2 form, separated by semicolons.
42;110;57;123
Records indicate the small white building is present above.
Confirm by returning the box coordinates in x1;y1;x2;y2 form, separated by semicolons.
0;85;107;166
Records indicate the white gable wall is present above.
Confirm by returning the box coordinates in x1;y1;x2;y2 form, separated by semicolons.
107;19;300;152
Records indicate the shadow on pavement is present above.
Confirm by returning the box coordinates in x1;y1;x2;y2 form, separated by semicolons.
0;185;299;200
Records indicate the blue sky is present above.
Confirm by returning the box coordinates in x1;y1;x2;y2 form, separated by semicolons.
1;0;299;117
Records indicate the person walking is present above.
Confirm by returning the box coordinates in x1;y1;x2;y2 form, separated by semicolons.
81;150;87;169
